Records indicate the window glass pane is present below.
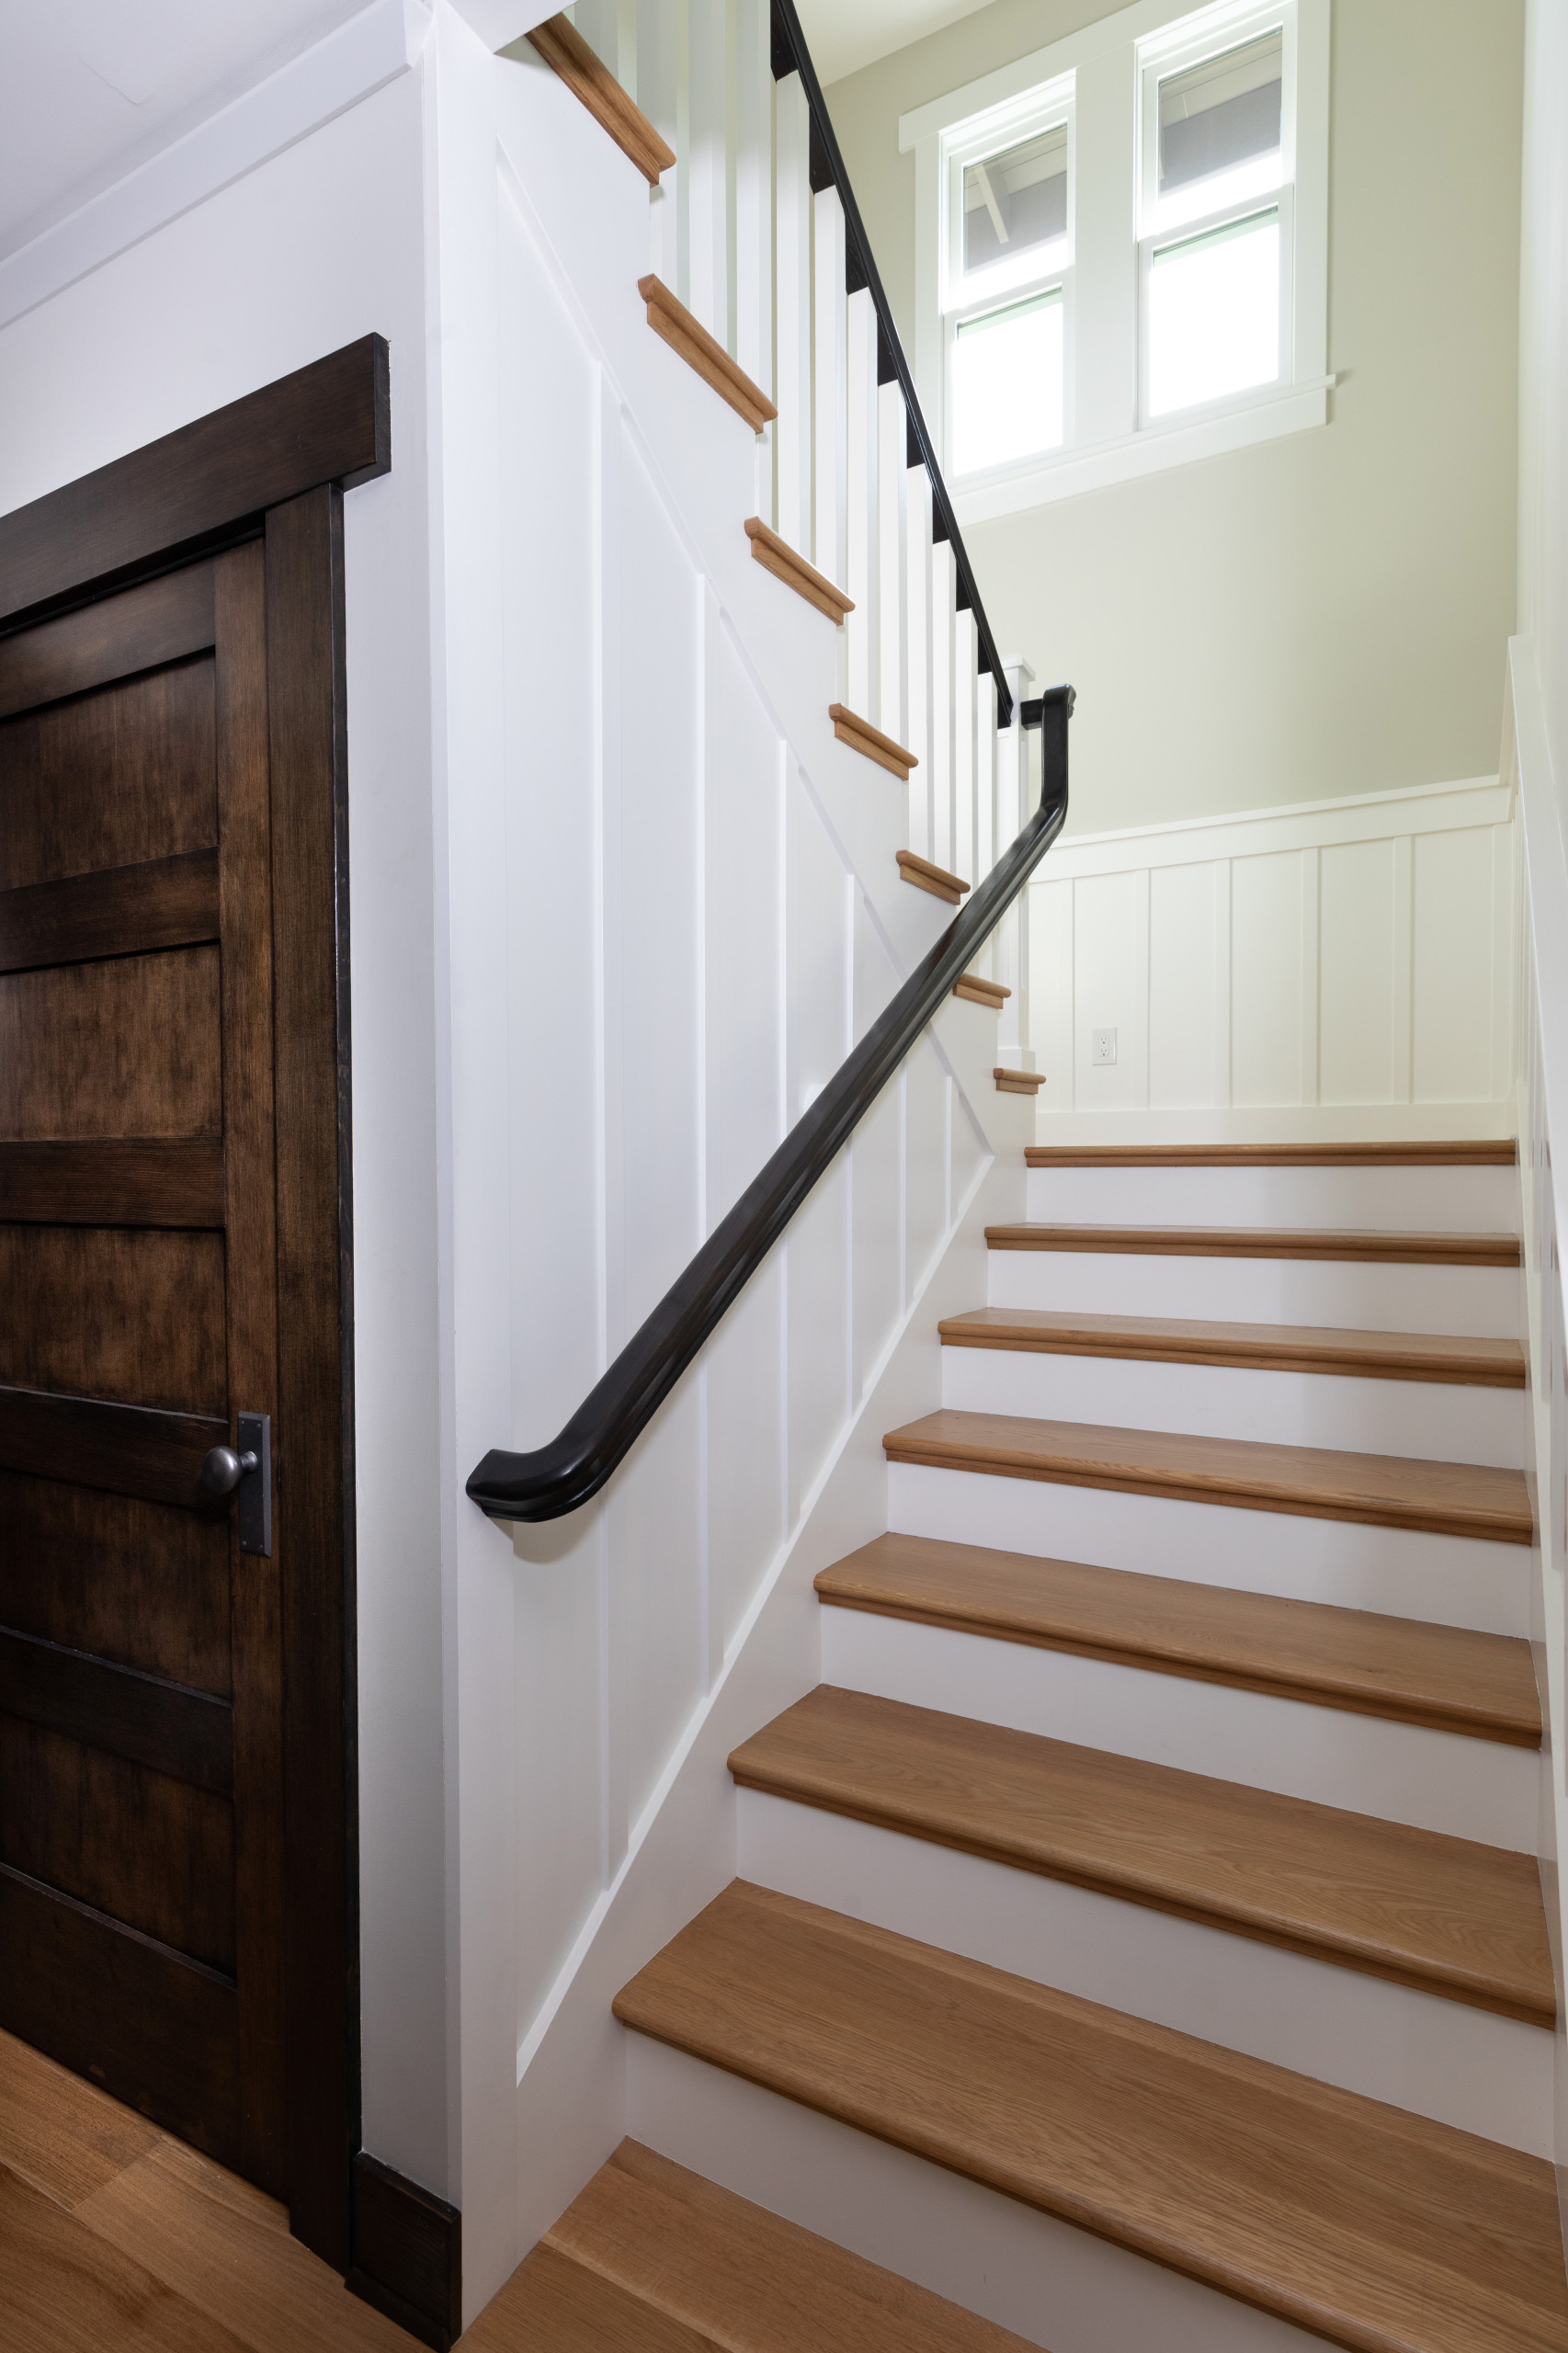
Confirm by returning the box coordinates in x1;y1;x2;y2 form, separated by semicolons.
1147;207;1278;417
1156;29;1282;227
963;123;1068;279
952;290;1064;475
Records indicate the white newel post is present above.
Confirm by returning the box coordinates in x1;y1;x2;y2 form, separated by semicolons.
996;656;1037;1060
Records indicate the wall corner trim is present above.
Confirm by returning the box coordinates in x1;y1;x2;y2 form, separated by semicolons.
346;2153;462;2352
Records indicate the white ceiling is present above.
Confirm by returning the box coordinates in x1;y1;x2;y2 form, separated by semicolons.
0;0;377;260
796;0;998;86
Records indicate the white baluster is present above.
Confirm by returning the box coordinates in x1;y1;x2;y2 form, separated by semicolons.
974;669;997;978
571;0;619;65
735;0;773;514
639;0;683;291
996;657;1037;1060
878;380;908;757
773;74;812;555
904;463;934;859
953;608;977;887
929;537;956;873
812;188;848;594
845;288;879;722
686;0;733;347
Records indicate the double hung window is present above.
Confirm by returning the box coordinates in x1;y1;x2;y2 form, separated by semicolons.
903;0;1328;516
944;95;1074;475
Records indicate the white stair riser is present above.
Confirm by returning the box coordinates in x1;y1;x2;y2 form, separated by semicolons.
987;1248;1521;1336
819;1608;1538;1850
887;1463;1532;1634
627;2033;1345;2353
736;1794;1552;2155
1025;1164;1519;1232
939;1346;1523;1466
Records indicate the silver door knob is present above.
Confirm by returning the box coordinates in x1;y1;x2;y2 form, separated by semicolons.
201;1444;259;1497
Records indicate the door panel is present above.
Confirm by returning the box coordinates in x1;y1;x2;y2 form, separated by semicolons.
0;548;285;2189
0;949;223;1137
0;1226;226;1409
0;1474;231;1689
0;1717;235;1970
0;657;216;886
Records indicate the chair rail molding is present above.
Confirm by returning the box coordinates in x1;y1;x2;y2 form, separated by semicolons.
1029;775;1516;1145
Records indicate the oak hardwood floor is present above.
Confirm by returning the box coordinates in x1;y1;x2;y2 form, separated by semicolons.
814;1532;1542;1744
471;2138;1040;2352
613;1880;1568;2353
984;1222;1521;1264
0;2029;407;2353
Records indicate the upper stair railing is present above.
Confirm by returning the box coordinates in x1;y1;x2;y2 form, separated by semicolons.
767;0;1012;722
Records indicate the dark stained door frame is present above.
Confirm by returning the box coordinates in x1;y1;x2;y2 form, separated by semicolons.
0;341;389;2285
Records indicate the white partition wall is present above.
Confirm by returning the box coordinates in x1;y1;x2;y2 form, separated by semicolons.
1028;776;1516;1142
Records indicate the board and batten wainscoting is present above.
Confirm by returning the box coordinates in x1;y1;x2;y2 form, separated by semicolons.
1028;777;1515;1143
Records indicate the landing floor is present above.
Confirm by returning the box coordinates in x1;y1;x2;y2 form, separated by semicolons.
0;2029;488;2352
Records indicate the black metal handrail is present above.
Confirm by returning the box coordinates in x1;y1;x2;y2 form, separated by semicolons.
767;0;1014;727
467;688;1072;1521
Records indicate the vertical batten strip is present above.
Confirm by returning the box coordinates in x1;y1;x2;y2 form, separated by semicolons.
928;538;957;873
572;0;620;65
735;0;773;516
952;608;977;886
1300;844;1321;1103
774;74;812;553
686;0;733;346
845;289;880;722
996;657;1036;1063
904;465;935;858
877;381;908;756
812;188;848;592
1133;866;1153;1108
1391;832;1415;1103
1213;858;1233;1108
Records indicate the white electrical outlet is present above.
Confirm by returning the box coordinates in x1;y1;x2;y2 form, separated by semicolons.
1091;1027;1118;1065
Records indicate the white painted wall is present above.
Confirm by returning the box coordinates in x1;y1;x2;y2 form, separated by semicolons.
1026;774;1516;1142
0;11;457;2209
824;0;1524;833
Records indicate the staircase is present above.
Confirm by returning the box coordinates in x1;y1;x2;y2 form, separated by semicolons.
483;1139;1566;2353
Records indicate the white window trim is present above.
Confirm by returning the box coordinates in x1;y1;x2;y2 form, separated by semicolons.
900;0;1331;519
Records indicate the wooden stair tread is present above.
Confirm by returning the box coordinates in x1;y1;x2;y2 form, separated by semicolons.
473;2139;1039;2352
524;14;676;184
729;1687;1552;2022
986;1223;1520;1265
882;1410;1534;1544
1026;1142;1518;1166
813;1533;1541;1745
613;1881;1568;2353
938;1305;1527;1386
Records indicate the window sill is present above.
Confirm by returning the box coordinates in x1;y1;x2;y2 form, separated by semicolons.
951;374;1335;522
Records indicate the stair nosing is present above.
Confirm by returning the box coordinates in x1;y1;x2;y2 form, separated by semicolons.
882;1411;1534;1545
937;1307;1527;1387
728;1688;1554;2026
985;1222;1521;1265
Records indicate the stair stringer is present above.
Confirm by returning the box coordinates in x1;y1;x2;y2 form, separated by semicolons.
488;40;965;993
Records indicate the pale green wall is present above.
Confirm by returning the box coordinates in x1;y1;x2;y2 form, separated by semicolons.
824;0;1525;832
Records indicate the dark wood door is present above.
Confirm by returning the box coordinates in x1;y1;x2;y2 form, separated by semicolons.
0;547;285;2191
